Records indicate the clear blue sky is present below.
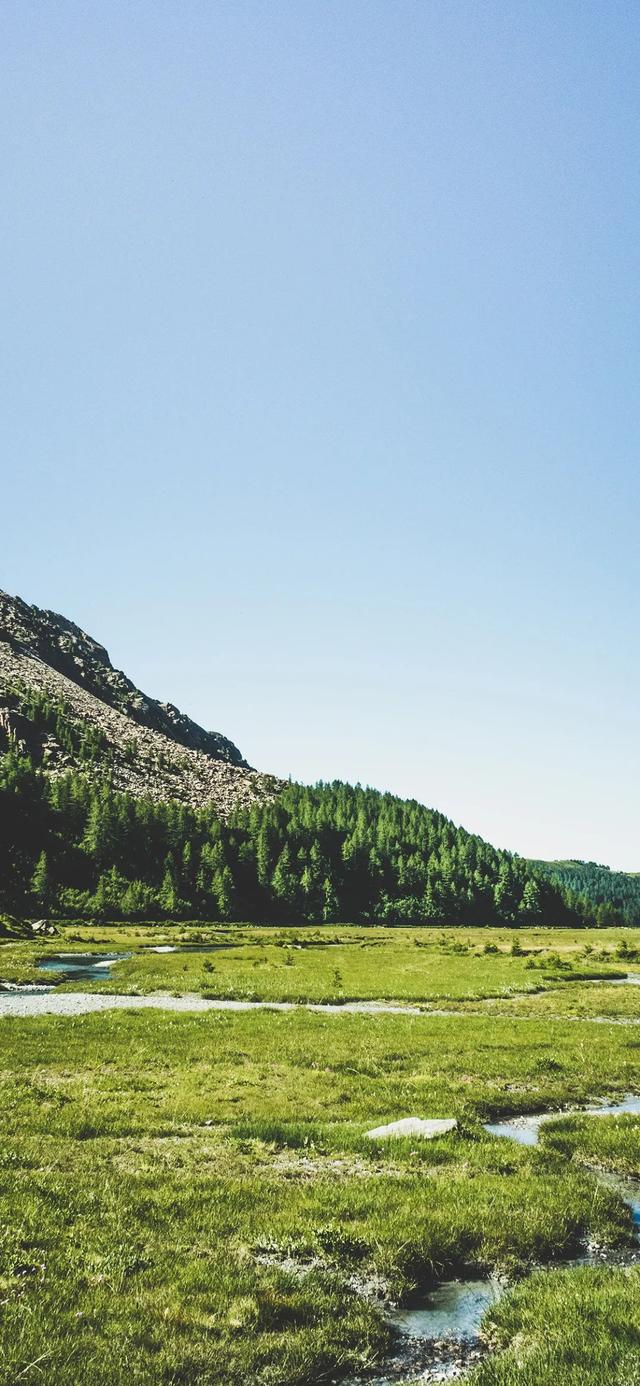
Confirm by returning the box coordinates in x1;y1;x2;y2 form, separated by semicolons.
3;1;639;868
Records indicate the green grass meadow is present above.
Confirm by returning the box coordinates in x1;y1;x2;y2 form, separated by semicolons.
1;925;639;1384
1;921;637;1002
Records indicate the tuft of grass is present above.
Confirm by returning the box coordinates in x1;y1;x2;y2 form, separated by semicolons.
541;1112;640;1177
469;1266;640;1385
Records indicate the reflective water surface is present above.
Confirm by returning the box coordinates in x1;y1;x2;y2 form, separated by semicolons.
37;952;131;983
390;1277;503;1343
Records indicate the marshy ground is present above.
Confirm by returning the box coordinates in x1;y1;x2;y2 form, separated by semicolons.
1;924;639;1384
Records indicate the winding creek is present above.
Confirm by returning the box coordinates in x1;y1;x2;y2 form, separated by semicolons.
2;953;640;1021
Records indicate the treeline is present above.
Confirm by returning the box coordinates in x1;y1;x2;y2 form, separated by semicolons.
0;747;598;925
531;859;640;928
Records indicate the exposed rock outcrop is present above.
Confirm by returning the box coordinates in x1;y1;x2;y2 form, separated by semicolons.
0;590;283;818
0;590;244;762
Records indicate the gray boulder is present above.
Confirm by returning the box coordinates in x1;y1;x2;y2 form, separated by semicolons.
365;1117;457;1140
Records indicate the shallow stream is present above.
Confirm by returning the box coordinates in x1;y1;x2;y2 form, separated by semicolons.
0;951;132;995
37;951;131;983
364;1095;640;1383
0;945;232;995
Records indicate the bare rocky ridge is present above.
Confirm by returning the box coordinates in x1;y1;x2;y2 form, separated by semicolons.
0;590;244;762
0;590;283;817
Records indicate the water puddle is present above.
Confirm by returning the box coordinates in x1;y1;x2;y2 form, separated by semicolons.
391;1277;503;1342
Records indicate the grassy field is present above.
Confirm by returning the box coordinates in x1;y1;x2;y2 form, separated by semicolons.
1;921;637;1003
1;925;639;1384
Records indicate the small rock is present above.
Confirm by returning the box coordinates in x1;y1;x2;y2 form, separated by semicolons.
365;1117;457;1141
30;919;58;935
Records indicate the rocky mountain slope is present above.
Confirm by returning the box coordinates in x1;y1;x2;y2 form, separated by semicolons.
0;590;281;816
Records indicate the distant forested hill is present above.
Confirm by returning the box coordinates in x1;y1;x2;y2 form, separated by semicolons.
1;746;586;925
531;859;640;927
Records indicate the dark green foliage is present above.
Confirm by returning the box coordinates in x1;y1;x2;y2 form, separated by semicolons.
532;859;639;927
1;682;108;764
0;911;32;939
0;747;587;926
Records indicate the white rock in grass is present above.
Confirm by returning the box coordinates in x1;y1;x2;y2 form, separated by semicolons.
365;1117;457;1141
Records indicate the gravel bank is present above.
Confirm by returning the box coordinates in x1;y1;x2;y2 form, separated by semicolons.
0;992;430;1019
2;991;640;1023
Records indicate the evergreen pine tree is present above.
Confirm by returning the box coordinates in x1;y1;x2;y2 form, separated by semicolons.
31;850;51;908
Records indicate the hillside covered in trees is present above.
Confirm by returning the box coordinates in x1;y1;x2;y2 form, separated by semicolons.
0;593;629;929
531;859;640;928
1;745;592;926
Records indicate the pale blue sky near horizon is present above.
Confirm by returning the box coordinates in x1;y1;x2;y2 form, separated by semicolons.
3;1;639;868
